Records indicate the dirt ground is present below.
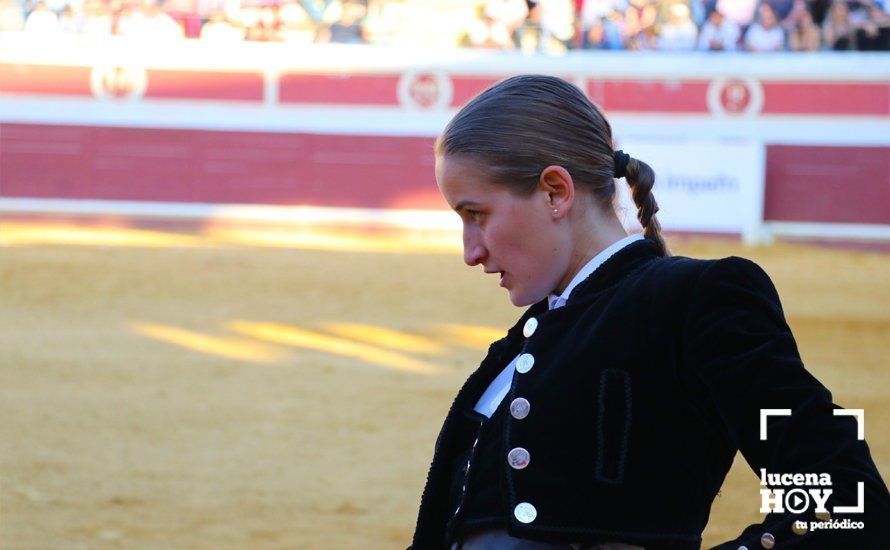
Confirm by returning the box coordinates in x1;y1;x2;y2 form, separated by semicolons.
1;221;888;549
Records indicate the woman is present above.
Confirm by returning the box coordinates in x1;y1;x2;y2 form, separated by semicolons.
787;5;821;51
821;0;855;50
409;75;890;549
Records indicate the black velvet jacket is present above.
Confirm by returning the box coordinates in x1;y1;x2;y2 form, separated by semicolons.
410;239;890;549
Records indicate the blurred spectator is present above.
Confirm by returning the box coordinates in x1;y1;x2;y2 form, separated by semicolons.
23;1;59;33
362;0;403;45
81;0;112;35
297;0;334;22
809;0;832;24
463;2;516;49
697;6;740;50
639;20;659;47
200;11;243;41
716;0;756;27
5;0;887;52
847;0;872;25
822;0;855;48
658;2;698;50
788;5;821;49
514;1;543;51
58;4;85;32
788;3;822;52
116;4;147;36
486;0;528;48
247;6;282;41
623;0;657;49
317;0;364;42
780;0;806;34
744;3;785;50
582;10;624;48
278;0;316;43
580;0;625;26
856;0;890;49
579;0;625;45
44;0;67;13
657;0;704;27
118;0;183;39
150;1;184;38
485;0;528;32
537;0;576;53
764;0;795;20
688;0;706;25
164;0;202;37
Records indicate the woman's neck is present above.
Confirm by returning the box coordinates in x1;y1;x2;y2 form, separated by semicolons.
555;212;629;295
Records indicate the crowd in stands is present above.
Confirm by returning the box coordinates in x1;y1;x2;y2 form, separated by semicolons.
3;0;888;51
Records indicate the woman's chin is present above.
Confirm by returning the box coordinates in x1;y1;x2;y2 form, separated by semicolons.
507;287;545;308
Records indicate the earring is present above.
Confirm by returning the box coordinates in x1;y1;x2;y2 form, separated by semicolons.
553;208;558;215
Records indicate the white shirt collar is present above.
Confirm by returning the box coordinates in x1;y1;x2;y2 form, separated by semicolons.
547;233;645;310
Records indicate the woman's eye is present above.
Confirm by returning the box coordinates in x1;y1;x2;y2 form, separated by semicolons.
467;210;483;220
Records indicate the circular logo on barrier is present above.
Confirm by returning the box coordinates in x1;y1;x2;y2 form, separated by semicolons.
398;71;453;111
90;64;147;101
707;78;763;117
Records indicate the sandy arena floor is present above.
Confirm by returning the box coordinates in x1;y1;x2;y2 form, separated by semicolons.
1;221;888;549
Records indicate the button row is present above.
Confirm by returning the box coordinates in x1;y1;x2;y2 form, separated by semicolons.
513;320;537;523
514;502;537;523
523;317;538;338
515;353;534;374
507;447;530;469
510;397;530;419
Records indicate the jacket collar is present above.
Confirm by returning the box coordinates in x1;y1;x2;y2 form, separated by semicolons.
504;237;662;337
455;238;662;411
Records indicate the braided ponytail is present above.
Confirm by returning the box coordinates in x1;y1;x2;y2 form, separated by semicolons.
623;156;670;257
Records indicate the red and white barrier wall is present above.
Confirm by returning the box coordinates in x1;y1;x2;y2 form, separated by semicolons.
1;33;888;242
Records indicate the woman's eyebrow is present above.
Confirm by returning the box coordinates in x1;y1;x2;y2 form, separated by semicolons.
454;200;482;212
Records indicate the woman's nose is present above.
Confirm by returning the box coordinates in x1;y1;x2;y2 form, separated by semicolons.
464;244;486;266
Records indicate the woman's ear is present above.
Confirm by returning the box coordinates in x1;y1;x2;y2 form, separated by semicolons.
539;165;574;219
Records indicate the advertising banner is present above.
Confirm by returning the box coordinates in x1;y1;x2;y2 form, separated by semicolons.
615;137;765;240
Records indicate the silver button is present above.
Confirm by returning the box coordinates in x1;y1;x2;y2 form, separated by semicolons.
760;533;775;549
737;547;748;550
510;397;531;420
514;502;537;523
507;447;530;469
523;318;538;338
515;353;535;373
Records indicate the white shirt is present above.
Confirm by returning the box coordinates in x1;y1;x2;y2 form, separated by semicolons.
744;24;785;52
473;233;645;417
697;19;741;51
657;21;699;51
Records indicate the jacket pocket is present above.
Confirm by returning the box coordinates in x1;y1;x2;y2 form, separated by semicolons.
595;369;632;485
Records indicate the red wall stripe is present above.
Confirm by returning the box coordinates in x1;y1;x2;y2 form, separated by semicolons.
762;83;889;116
0;123;444;210
144;70;264;101
450;76;501;106
0;63;93;96
279;73;401;105
590;80;710;113
764;145;890;224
